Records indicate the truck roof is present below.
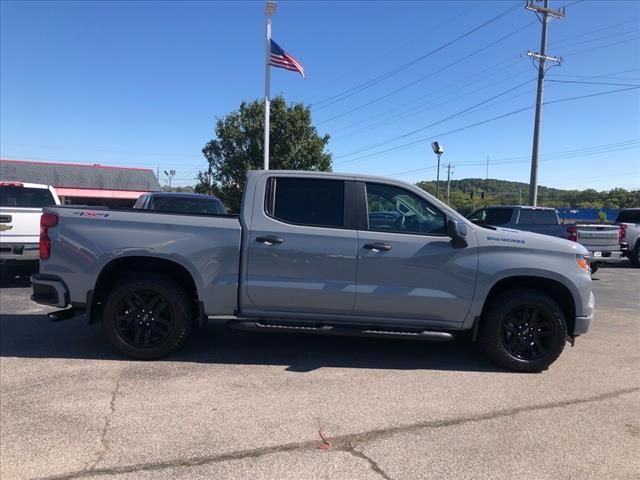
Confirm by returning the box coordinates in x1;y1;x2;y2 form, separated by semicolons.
0;181;53;189
475;205;557;211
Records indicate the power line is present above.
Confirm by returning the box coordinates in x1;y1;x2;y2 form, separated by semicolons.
549;17;640;46
335;78;536;160
550;68;640;80
334;86;640;167
313;9;469;91
546;79;640;87
310;2;521;111
562;36;640;58
330;56;526;139
383;140;640;177
551;28;640;51
316;21;535;125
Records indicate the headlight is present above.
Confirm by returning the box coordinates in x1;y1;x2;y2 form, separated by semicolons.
576;254;589;271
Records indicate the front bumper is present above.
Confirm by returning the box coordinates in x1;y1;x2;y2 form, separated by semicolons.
31;274;70;308
0;243;39;263
573;291;595;336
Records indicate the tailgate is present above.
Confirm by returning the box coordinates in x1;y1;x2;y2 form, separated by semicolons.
576;225;620;249
0;207;42;244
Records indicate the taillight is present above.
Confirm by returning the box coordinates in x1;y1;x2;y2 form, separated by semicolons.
619;223;627;242
567;225;577;242
39;213;58;260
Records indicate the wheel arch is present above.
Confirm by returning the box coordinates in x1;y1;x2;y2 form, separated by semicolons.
481;276;576;334
89;256;200;324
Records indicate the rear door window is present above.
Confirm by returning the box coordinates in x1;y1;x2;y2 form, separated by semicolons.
267;178;345;228
0;186;55;207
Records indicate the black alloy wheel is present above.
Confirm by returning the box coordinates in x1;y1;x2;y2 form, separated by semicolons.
500;305;554;361
102;275;192;359
114;290;175;349
479;288;567;372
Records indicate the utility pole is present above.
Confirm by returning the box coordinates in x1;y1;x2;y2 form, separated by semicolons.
485;154;489;196
526;0;565;206
446;163;454;205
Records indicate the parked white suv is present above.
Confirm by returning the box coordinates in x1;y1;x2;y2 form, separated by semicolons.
0;181;60;265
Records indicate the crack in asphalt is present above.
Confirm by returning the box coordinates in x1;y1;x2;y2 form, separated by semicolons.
83;373;123;472
35;386;639;480
342;443;393;480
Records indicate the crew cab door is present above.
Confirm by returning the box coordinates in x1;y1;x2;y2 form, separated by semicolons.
353;181;478;326
242;176;359;316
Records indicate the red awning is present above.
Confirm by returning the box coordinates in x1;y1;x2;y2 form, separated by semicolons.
55;188;149;200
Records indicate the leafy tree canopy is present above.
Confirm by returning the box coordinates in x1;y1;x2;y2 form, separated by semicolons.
417;178;639;215
196;96;331;212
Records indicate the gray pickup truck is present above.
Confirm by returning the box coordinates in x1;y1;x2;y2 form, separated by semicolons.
31;171;595;372
468;205;622;272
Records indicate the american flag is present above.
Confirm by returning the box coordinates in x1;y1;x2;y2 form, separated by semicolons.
270;39;305;78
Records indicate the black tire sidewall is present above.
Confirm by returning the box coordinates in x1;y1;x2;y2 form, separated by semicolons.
102;275;192;359
631;243;640;267
480;289;567;372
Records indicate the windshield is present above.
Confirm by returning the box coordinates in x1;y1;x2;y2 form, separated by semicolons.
149;196;227;215
0;186;56;208
468;208;513;226
616;210;640;223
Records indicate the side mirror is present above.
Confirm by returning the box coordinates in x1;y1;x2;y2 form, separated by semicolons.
447;218;468;248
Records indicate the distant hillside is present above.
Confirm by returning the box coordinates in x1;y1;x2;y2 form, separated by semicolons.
416;178;639;213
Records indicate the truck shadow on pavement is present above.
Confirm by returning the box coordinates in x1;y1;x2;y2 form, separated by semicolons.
0;313;501;373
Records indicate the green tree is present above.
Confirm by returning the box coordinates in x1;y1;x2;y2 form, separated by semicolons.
597;210;607;223
196;96;331;212
162;185;195;193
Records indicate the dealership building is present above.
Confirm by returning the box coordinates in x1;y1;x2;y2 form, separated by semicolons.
0;159;161;207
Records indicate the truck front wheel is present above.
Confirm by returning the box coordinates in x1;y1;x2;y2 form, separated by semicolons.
102;275;192;359
479;289;567;372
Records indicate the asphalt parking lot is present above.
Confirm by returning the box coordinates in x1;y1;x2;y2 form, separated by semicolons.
1;263;639;480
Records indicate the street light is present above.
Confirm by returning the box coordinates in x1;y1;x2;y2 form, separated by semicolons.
164;169;175;189
431;142;444;199
265;0;277;16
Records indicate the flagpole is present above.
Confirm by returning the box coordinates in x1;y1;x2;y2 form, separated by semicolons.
263;4;275;170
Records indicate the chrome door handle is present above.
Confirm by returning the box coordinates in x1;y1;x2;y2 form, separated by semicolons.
363;243;392;252
255;235;284;245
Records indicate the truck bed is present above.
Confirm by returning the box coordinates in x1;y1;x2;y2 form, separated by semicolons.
39;206;242;315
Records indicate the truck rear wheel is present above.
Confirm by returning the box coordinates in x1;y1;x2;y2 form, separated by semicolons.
630;243;640;268
479;289;567;372
102;275;192;359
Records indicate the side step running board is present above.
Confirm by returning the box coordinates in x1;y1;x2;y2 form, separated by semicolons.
228;321;455;341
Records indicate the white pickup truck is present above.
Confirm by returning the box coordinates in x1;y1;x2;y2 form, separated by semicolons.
0;181;60;266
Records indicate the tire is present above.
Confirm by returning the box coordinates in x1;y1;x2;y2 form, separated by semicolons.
479;288;567;373
102;275;193;359
629;243;640;268
590;263;599;274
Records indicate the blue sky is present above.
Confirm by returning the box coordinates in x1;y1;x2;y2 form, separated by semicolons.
1;0;639;190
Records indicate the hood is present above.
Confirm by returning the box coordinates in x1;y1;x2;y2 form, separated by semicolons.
486;226;589;256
